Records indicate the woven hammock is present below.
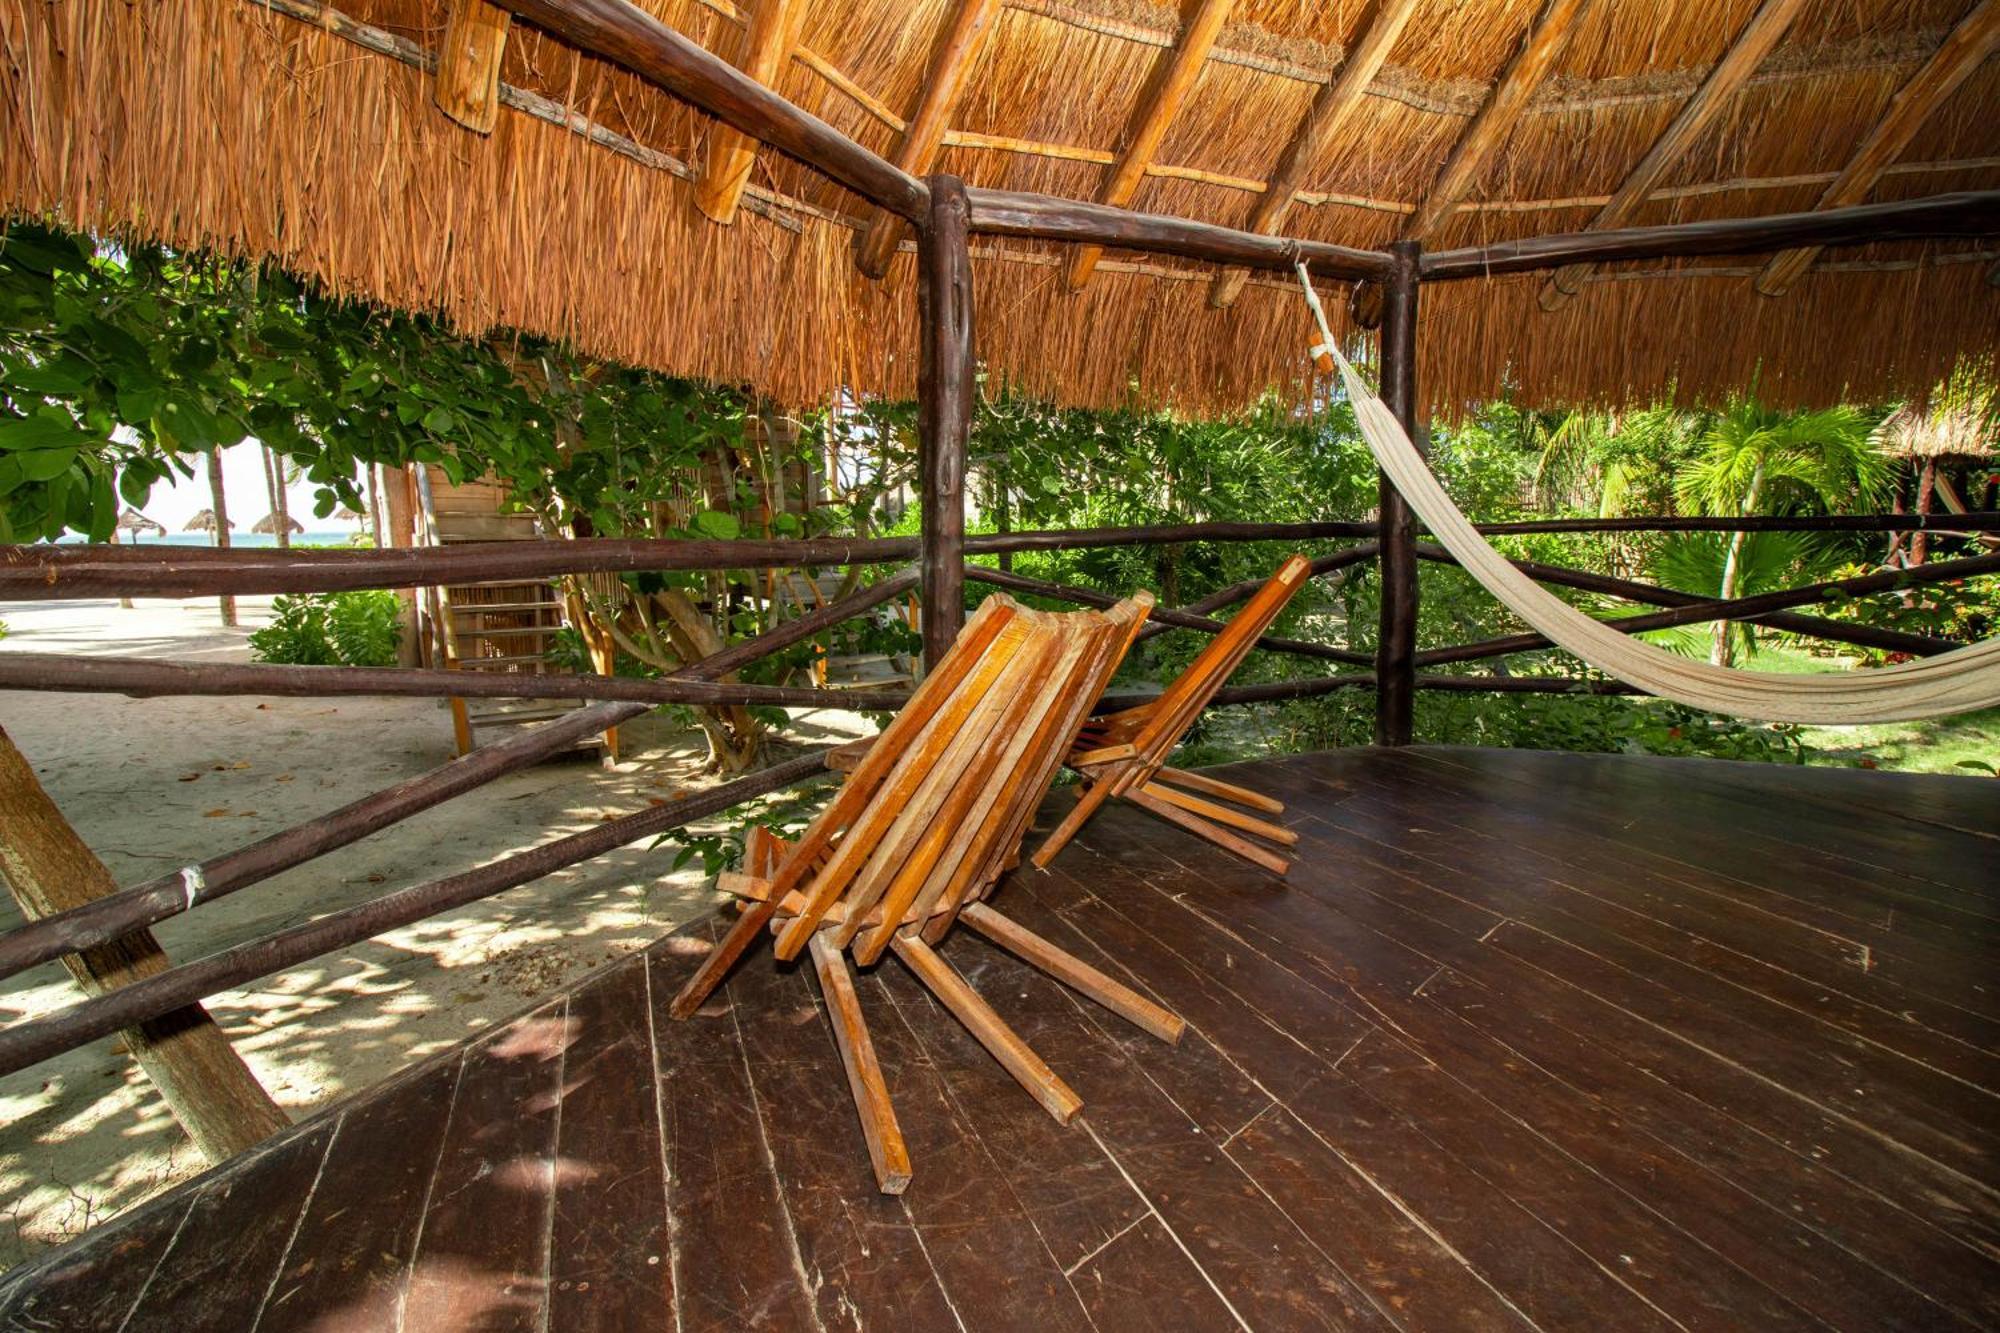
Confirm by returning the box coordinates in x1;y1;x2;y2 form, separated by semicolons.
1297;268;2000;726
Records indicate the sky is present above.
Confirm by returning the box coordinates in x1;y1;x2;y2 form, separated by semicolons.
136;441;365;535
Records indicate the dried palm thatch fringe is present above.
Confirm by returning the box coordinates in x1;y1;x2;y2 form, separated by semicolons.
2;0;1993;419
1875;403;1997;460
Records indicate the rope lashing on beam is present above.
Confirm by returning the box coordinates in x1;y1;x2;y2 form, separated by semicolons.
1296;263;2000;724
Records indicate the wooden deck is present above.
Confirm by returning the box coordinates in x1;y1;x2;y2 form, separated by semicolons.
2;746;1994;1331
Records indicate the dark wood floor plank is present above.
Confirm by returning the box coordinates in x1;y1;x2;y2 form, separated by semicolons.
1423;747;1998;898
257;1051;462;1332
1019;867;1683;1333
1421;968;2000;1329
126;1121;340;1328
1395;749;2000;954
0;1183;198;1330
401;996;570;1333
724;925;963;1332
1073;859;1868;1332
862;962;1097;1333
1271;830;2000;1274
1291;793;2000;1140
648;938;821;1333
1319;787;2000;1093
941;922;1389;1332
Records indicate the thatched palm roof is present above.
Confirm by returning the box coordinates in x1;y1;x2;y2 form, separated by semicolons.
1875;402;1997;458
251;512;308;534
182;509;234;534
4;0;1995;416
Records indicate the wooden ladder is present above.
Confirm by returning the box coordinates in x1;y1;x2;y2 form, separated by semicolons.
413;466;618;761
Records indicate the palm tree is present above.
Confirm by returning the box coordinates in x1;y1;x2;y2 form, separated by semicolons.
1674;400;1884;667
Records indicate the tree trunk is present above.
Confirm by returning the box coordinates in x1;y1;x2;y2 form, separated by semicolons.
1710;463;1764;668
367;463;386;550
206;449;237;628
0;727;287;1161
271;451;292;549
1911;459;1937;566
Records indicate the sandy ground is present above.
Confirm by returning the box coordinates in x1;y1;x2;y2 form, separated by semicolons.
0;595;866;1269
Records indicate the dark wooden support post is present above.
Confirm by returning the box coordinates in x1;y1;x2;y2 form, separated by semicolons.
1373;241;1422;746
918;173;973;671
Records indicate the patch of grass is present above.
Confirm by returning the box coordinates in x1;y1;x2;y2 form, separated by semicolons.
1800;706;2000;777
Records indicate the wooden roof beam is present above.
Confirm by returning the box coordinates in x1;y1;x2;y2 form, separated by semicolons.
1070;0;1235;291
493;0;928;223
1208;0;1420;309
853;0;1006;279
1403;0;1594;243
1756;0;2000;296
1539;0;1807;310
695;0;807;224
433;0;513;134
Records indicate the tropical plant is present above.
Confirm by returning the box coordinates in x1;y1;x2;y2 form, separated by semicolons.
1674;400;1885;666
248;591;402;667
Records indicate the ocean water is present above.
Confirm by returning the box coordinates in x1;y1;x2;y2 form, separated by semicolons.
63;531;363;548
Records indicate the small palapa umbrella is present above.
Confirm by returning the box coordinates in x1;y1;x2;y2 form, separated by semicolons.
115;508;166;538
183;509;233;533
251;512;306;534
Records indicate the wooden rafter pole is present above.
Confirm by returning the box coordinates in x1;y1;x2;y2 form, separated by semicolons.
918;175;976;668
432;0;513;133
1539;0;1808;310
1403;0;1594;244
1756;0;2000;296
853;0;1005;280
1208;0;1420;309
695;0;806;223
1070;0;1235;290
0;727;288;1161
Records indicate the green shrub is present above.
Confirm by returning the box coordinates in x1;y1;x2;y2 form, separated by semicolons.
250;591;402;667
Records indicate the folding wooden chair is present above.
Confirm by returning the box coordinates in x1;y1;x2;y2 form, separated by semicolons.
668;592;1185;1194
1031;554;1311;876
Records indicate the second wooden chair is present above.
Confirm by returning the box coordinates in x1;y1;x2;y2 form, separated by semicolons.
1030;554;1312;875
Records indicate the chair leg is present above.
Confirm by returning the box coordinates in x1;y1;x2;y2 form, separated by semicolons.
809;934;912;1195
1125;787;1291;876
960;902;1183;1045
670;900;779;1020
1029;779;1116;870
1153;765;1285;815
1138;782;1298;847
891;933;1083;1125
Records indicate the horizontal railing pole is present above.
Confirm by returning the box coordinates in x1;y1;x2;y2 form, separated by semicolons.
1;535;919;600
1137;543;1380;637
0;699;655;984
1099;673;1377;711
1470;511;2000;535
0;751;836;1078
492;0;927;221
964;186;1394;283
0;654;914;710
1420;190;2000;281
964;564;1371;667
1415;551;2000;668
1412;544;1959;658
0;523;1380;601
1416;675;1642;695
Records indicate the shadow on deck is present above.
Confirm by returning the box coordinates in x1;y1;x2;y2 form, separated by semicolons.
2;746;1994;1331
